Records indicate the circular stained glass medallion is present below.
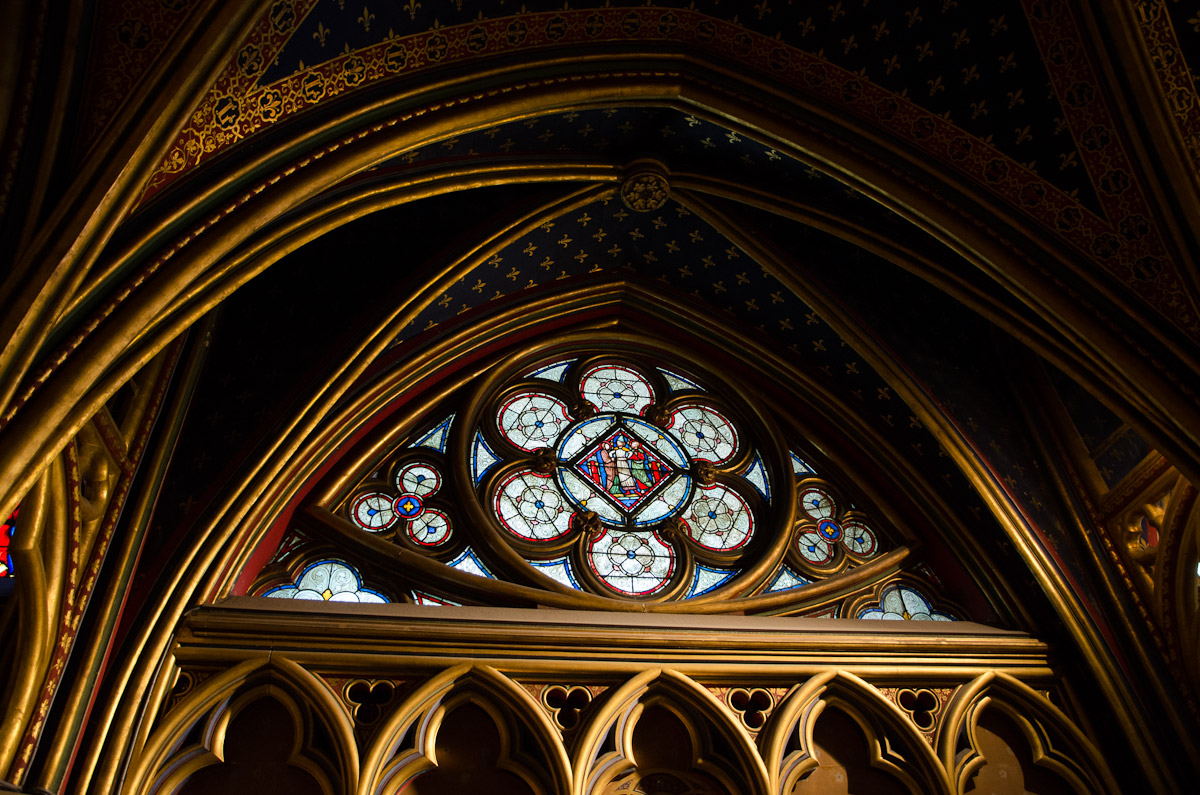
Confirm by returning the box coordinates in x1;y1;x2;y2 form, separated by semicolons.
353;492;398;532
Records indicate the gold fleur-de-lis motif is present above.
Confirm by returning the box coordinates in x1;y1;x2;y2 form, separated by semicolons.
915;40;933;61
871;20;889;40
358;6;374;31
998;52;1017;72
927;75;944;95
905;6;923;27
951;28;969;49
1014;125;1033;145
1058;151;1078;170
798;16;815;36
883;54;901;75
754;0;771;20
961;64;980;84
403;0;421;21
1006;89;1025;109
828;1;844;22
841;34;857;54
970;99;988;119
312;21;331;47
989;14;1008;36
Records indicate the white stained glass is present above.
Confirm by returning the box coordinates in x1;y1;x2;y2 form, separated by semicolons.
588;529;675;596
740;451;771;502
860;585;955;621
411;414;454;452
626;418;689;467
798;486;837;521
580;364;654;414
765;566;811;593
494;470;573;540
397;463;441;497
407;508;451;546
265;560;388;603
471;431;500;485
529;557;580;589
688;564;737;597
796;531;834;565
498;391;572;451
668;404;738;463
525;360;575;382
352;492;398;532
684;484;754;551
841;519;879;557
632;475;691;526
557;468;624;522
790;451;816;476
557;415;615;459
659;368;703;393
449;548;494;579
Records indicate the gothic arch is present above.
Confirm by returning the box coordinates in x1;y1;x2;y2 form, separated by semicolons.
360;663;570;795
937;671;1119;795
761;670;949;795
125;656;359;795
6;56;1199;530
573;668;770;795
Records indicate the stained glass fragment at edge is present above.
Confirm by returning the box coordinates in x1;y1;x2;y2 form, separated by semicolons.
471;430;501;485
525;360;575;382
411;414;454;452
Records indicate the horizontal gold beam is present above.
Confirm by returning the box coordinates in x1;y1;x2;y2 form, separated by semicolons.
176;599;1052;682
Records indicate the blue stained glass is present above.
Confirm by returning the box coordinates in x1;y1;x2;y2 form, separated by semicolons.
525;359;575;382
790;451;816;476
411;414;455;452
740;451;771;502
687;564;737;597
528;556;580;589
448;548;494;579
659;368;703;393
471;431;501;485
0;508;16;586
765;566;811;593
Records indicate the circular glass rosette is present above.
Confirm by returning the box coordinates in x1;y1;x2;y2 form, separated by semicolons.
797;485;837;521
352;492;398;532
497;391;573;451
578;364;654;414
554;415;693;527
586;528;676;596
395;463;441;497
665;403;739;464
840;517;879;558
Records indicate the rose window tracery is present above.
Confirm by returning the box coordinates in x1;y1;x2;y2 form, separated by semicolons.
324;350;956;615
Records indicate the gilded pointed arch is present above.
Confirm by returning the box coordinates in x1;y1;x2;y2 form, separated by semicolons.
125;656;359;795
573;668;770;795
937;671;1119;795
760;670;950;795
360;663;571;795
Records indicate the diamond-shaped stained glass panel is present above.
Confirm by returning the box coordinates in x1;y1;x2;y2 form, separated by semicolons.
575;427;674;511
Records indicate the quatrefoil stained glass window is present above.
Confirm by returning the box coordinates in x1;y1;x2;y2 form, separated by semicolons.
333;352;923;608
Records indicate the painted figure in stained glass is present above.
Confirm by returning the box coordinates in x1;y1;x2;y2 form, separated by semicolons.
578;429;672;509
